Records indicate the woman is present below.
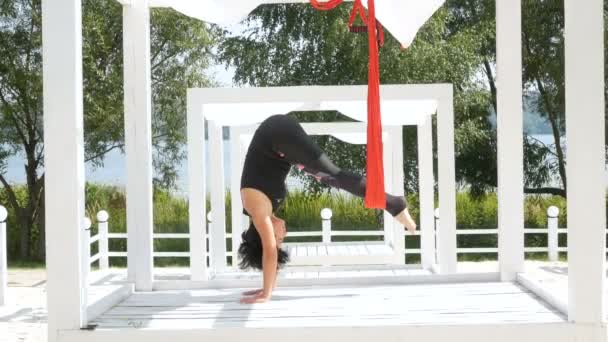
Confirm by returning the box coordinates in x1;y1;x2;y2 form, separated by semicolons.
238;114;416;304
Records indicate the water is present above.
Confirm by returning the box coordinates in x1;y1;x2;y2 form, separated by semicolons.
2;134;570;196
3;140;303;196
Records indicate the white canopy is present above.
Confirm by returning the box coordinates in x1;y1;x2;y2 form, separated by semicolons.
150;0;445;47
241;131;389;145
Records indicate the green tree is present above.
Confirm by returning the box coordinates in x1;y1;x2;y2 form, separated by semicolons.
0;0;218;261
521;0;566;197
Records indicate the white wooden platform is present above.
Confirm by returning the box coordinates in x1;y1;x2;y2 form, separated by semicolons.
6;262;608;342
56;281;574;342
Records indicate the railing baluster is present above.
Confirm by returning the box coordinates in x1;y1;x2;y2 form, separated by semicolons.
97;210;110;271
321;208;332;244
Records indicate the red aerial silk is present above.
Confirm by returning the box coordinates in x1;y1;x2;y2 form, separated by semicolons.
309;0;343;10
309;0;385;209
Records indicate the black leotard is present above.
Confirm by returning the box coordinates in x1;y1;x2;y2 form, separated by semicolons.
240;114;407;216
240;115;322;213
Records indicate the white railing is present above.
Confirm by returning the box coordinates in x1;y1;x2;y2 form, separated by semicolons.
0;205;7;306
85;205;575;268
435;205;567;261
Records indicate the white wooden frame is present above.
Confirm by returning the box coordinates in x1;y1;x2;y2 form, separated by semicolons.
228;123;408;267
186;84;456;278
0;206;7;306
42;0;606;340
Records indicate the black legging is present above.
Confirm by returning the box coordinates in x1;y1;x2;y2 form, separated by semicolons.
271;125;407;217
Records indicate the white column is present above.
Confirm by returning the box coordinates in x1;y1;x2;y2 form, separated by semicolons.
436;88;457;273
230;127;244;266
42;0;87;336
383;133;395;247
565;0;606;323
496;0;525;282
240;137;252;239
390;127;405;264
209;121;228;272
187;93;207;280
122;0;154;291
0;206;7;306
418;116;436;269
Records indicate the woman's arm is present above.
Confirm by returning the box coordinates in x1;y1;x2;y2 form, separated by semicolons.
240;188;278;303
254;214;278;298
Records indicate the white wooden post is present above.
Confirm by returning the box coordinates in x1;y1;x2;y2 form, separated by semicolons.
97;211;110;271
42;0;88;335
547;206;559;262
122;0;154;291
83;217;92;281
0;206;7;306
390;127;405;264
418;116;436;269
186;92;207;280
208;121;228;272
436;87;457;273
496;0;525;282
565;0;606;323
434;208;440;266
240;136;252;248
230;127;244;264
321;208;332;243
382;133;395;246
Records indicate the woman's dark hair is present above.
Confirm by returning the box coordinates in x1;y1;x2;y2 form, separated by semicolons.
237;222;289;270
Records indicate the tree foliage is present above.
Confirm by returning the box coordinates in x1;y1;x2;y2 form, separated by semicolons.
0;0;218;260
218;2;496;196
218;0;604;199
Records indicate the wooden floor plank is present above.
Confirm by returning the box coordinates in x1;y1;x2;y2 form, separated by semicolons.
93;282;565;330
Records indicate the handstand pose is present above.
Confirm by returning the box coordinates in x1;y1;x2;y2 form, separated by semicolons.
238;114;416;304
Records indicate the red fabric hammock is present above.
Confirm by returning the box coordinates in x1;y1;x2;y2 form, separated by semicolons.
309;0;385;209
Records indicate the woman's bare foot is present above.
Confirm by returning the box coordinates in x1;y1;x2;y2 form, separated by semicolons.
395;208;417;234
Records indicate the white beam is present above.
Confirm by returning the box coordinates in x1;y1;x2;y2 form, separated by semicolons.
234;122;412;136
187;92;207;281
565;0;606;323
436;88;457;273
123;0;154;291
42;0;87;338
389;127;405;264
230;127;244;266
60;322;579;342
496;0;525;282
209;121;228;272
382;133;395;251
418;116;436;269
190;84;451;104
0;207;7;306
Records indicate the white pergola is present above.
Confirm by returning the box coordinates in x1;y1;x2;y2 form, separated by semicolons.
42;0;606;342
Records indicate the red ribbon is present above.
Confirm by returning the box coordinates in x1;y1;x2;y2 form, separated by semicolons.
309;0;343;10
310;0;386;209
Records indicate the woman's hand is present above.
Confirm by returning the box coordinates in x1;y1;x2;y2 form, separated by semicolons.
242;288;263;296
240;291;272;304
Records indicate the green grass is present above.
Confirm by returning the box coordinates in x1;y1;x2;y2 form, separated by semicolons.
8;260;45;269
